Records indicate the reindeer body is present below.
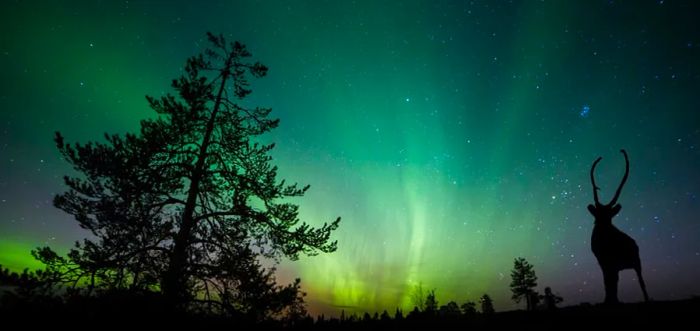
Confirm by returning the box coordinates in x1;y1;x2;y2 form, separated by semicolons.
591;223;640;271
591;221;646;304
588;150;649;304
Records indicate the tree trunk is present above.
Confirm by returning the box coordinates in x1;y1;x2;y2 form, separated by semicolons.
526;291;531;311
162;57;232;307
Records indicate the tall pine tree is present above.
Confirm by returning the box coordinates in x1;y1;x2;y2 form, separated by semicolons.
510;257;538;311
45;33;340;317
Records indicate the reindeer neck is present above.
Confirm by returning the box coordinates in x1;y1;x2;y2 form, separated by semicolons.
594;219;614;227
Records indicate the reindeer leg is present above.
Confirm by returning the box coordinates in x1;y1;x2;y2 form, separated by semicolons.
635;266;649;302
603;269;620;304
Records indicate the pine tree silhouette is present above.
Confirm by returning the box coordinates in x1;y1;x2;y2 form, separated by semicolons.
480;294;495;314
41;32;340;318
510;257;538;311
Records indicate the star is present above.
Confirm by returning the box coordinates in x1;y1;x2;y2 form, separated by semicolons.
580;105;590;118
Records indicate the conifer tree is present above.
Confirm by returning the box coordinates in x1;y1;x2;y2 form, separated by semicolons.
510;257;538;311
45;33;340;317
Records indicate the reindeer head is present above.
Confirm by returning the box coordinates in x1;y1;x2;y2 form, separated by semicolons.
588;149;629;225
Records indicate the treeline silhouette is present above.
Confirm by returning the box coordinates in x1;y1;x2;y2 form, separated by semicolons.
3;263;698;329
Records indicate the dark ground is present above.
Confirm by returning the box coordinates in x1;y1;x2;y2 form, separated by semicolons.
1;293;699;330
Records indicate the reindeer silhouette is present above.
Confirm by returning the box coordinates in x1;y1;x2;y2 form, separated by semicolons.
588;149;649;304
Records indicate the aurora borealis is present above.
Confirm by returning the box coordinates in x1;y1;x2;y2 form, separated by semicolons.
1;0;700;316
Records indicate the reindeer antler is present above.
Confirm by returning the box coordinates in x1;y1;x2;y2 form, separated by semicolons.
590;156;603;205
608;149;629;206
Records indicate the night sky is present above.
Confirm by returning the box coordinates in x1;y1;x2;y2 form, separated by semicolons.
1;0;700;316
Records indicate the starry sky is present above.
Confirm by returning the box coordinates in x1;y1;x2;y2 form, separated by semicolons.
1;0;699;316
